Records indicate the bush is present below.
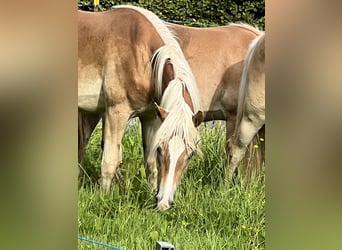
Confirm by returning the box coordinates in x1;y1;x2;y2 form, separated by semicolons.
78;0;265;29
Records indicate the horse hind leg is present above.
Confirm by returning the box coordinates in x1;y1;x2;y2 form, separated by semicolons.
227;116;263;181
243;125;265;180
78;112;102;164
101;105;131;191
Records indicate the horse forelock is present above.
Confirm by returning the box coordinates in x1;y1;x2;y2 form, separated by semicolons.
147;79;201;166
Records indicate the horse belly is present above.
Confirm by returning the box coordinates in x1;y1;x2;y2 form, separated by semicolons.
78;78;105;112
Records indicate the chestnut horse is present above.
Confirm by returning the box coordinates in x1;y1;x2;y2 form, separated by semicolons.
227;32;265;179
78;5;203;210
148;22;264;180
124;22;264;188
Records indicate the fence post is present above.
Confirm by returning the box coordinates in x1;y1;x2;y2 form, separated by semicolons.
156;241;175;250
93;0;99;12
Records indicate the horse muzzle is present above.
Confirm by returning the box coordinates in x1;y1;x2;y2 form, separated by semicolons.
155;194;174;211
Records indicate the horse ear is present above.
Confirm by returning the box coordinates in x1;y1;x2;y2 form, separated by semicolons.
192;111;204;127
162;59;174;91
154;102;168;121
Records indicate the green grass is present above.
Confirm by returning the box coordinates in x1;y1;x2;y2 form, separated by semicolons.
78;121;265;249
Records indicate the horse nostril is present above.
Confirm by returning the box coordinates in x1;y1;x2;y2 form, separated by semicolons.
155;193;161;203
157;201;170;211
169;200;174;207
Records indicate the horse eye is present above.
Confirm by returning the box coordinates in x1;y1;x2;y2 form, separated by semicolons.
187;151;194;160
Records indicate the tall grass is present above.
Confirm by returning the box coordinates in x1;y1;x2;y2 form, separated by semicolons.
78;121;265;249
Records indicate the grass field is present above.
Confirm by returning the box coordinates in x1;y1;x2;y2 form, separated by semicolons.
78;121;265;249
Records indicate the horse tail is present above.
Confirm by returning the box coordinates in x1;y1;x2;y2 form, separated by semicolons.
234;32;265;138
234;32;265;181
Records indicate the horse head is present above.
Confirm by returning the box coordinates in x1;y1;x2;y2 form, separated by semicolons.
149;78;203;211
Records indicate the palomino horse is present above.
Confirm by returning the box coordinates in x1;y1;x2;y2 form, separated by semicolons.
227;32;265;179
78;5;203;211
142;22;265;181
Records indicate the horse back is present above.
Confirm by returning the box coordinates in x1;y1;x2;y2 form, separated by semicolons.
167;23;261;118
168;23;259;56
78;9;164;68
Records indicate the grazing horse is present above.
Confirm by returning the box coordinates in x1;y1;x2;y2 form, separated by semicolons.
78;5;203;210
227;32;265;179
145;22;264;180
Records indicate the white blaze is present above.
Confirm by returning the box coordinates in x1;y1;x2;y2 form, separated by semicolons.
157;136;185;208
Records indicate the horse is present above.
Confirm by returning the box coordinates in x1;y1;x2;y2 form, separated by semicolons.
227;32;265;180
149;22;265;180
78;5;203;211
79;21;265;186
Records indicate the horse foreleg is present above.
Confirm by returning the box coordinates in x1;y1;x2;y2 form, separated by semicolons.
101;106;130;191
99;113;124;185
140;115;159;191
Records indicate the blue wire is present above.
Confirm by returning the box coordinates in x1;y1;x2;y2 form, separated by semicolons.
78;236;125;250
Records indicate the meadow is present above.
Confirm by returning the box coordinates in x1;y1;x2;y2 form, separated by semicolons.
78;121;265;249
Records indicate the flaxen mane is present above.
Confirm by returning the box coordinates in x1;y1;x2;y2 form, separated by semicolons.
113;5;201;112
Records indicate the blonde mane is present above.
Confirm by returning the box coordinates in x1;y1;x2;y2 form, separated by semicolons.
114;5;201;113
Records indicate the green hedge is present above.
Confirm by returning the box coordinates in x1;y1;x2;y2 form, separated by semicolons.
78;0;264;29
